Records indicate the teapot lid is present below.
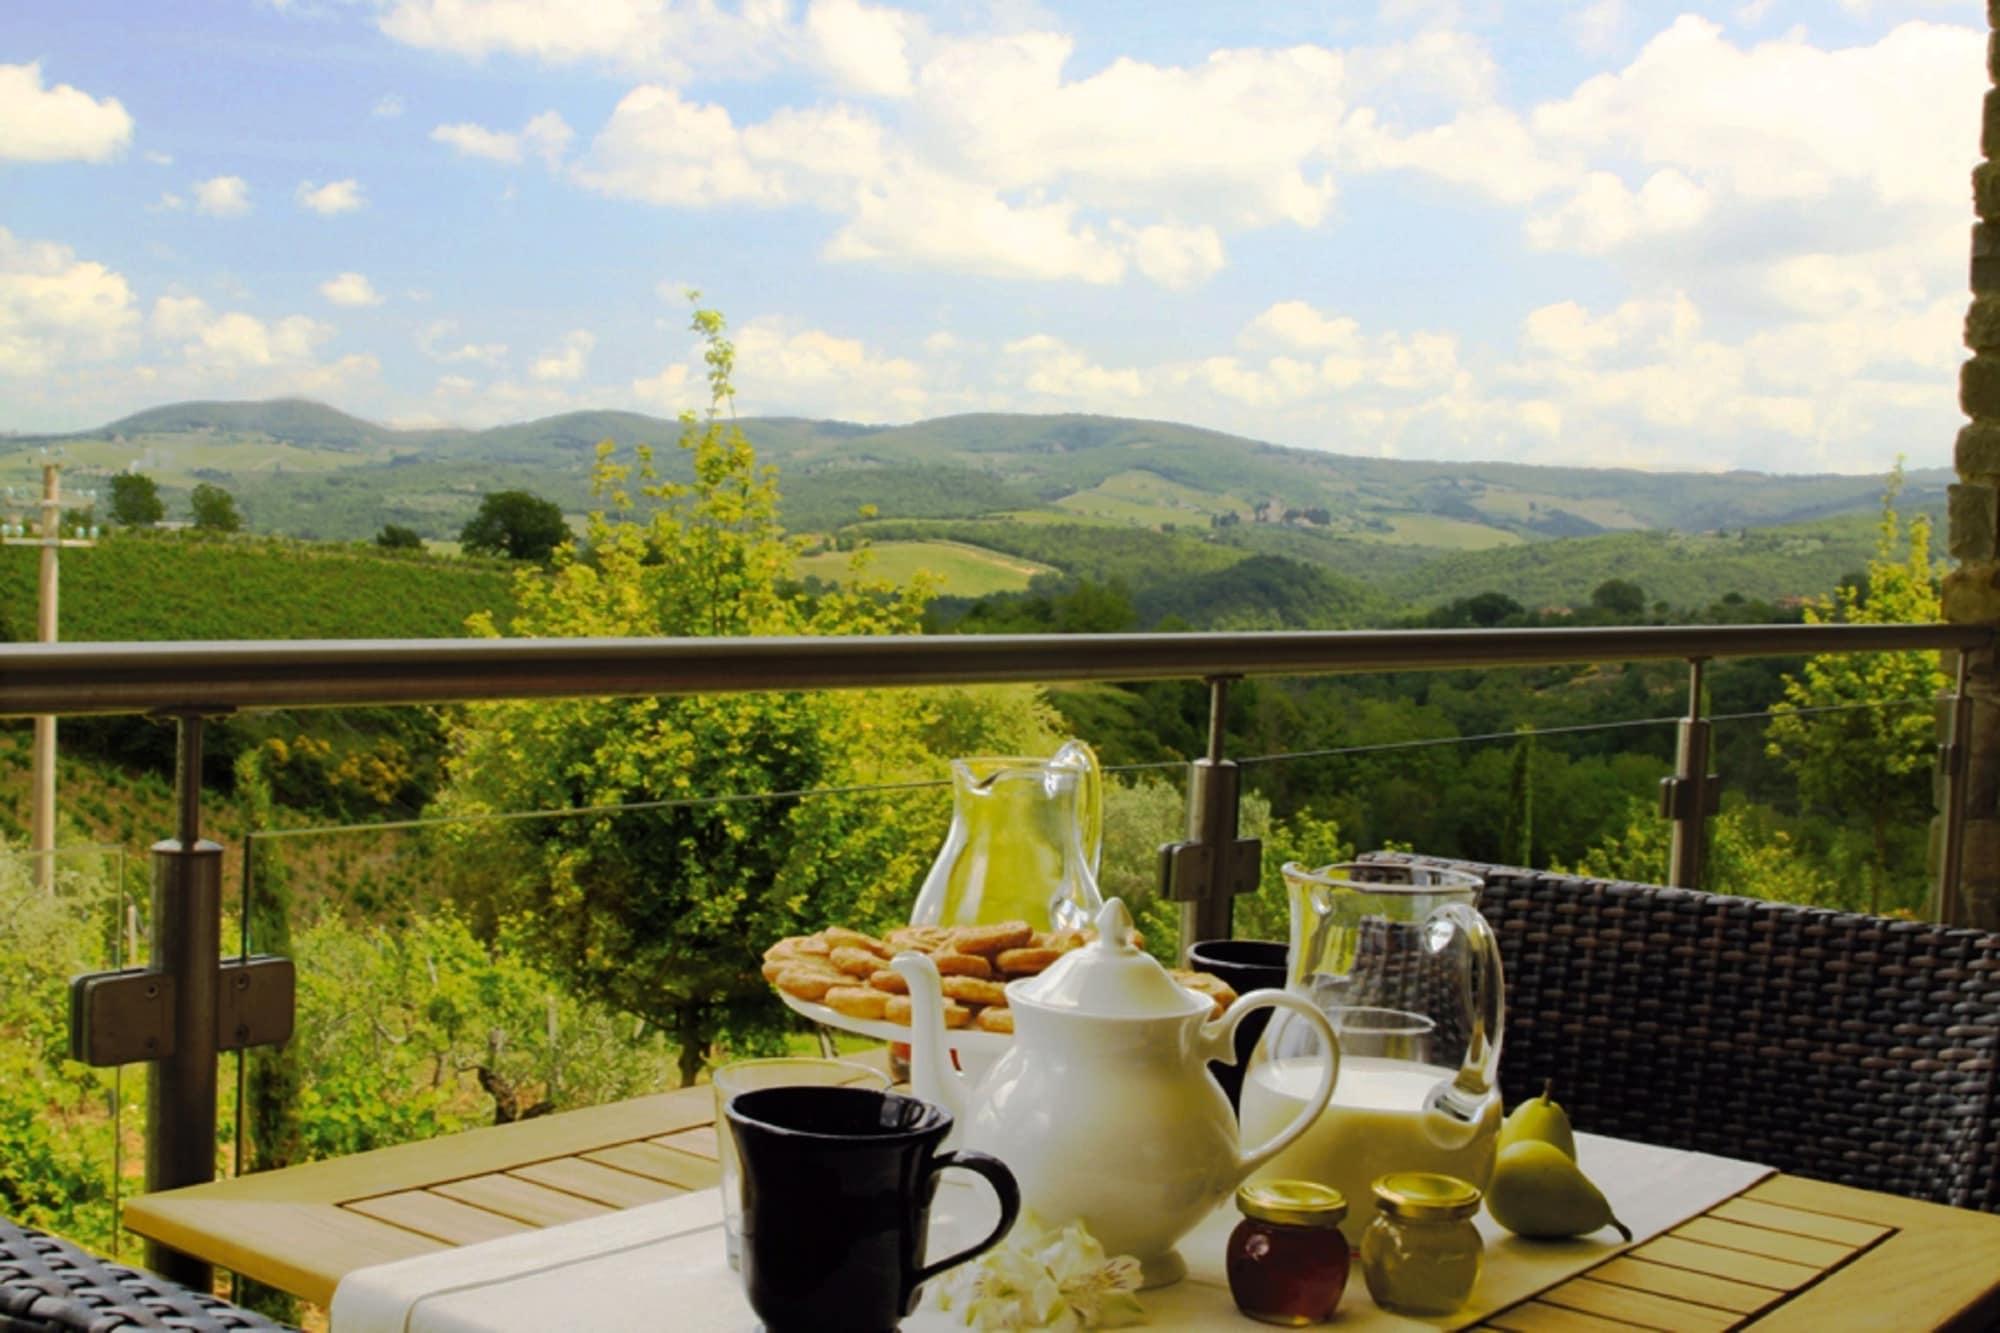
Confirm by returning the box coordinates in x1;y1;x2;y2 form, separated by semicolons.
1012;899;1210;1019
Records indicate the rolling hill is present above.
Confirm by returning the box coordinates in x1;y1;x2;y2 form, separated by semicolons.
1;396;1947;619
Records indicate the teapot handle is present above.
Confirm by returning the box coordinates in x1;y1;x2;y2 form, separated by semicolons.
1426;901;1505;1119
1054;738;1103;880
1213;990;1341;1178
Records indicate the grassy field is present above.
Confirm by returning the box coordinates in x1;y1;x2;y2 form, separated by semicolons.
0;532;517;642
799;540;1054;596
1371;514;1526;550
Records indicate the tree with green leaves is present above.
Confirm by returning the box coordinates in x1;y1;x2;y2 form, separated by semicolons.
433;307;1055;1085
1764;468;1944;915
1564;798;1838;907
190;482;242;532
376;523;424;550
460;490;569;562
108;472;163;527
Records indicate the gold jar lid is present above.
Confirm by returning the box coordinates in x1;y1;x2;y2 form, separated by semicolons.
1236;1180;1348;1229
1372;1172;1482;1222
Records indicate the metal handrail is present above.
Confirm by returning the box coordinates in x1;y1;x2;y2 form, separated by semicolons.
0;622;1987;717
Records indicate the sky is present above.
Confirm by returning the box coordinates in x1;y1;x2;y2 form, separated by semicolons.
0;0;1988;473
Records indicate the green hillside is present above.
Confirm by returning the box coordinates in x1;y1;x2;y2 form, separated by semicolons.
6;398;1951;547
0;533;516;642
1381;511;1927;612
799;540;1053;596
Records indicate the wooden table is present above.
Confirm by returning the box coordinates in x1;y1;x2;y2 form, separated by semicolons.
125;1081;2000;1331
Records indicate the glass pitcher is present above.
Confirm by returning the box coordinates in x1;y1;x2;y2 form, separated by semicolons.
1240;861;1504;1241
909;739;1103;932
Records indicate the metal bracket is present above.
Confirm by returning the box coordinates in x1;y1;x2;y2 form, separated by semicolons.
1157;835;1262;902
1657;773;1722;821
68;955;295;1067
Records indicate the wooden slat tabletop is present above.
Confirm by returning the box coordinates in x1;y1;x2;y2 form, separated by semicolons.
122;1057;2000;1329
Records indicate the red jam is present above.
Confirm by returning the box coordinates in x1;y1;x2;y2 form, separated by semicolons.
1226;1181;1350;1326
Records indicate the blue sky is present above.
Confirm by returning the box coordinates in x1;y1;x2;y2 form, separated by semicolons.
0;0;1985;473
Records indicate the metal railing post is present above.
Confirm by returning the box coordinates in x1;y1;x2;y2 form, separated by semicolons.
145;713;222;1290
1937;651;1975;924
1161;676;1261;957
1662;658;1719;890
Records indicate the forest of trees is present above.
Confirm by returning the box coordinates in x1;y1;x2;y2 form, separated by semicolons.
0;311;1949;1285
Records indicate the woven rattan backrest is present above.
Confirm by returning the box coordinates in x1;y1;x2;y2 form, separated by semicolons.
1363;855;2000;1214
0;1218;293;1332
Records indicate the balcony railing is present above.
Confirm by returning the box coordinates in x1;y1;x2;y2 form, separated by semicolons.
0;621;1989;1287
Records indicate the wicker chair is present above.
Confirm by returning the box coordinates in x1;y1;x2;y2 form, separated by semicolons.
1;1218;293;1332
1359;853;2000;1214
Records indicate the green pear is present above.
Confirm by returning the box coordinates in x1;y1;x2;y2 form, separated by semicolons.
1486;1140;1634;1242
1498;1079;1577;1160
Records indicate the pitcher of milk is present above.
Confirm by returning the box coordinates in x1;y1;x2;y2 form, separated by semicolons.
1241;860;1504;1242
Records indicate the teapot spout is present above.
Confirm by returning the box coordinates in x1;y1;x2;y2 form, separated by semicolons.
891;951;967;1124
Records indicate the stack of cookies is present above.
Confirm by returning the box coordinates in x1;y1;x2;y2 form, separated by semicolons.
763;920;1238;1036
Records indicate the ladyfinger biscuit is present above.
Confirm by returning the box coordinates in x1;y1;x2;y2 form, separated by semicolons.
866;969;908;994
974;1006;1015;1034
950;921;1034;956
823;926;888;957
995;946;1061;976
829;946;883;978
774;967;842;1002
931;951;993;979
824;985;889;1020
882;995;971;1028
941;976;1008;1007
886;925;954;954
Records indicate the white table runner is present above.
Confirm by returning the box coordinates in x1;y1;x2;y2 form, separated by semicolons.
331;1133;1771;1332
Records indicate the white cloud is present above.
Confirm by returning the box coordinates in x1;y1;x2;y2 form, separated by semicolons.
144;149;173;166
1524;168;1712;254
530;328;595;381
630;360;689;410
418;319;507;364
194;175;252;217
805;0;916;96
0;62;133;162
1569;0;1627;55
374;93;405;118
1119;222;1226;290
376;0;794;81
434;111;573;167
320;272;385;307
574;87;789;205
297;178;366;214
147;291;381;397
0;229;139;375
733;317;929;418
149;192;186;213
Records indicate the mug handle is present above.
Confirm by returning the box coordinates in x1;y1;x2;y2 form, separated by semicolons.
1216;990;1341;1177
909;1150;1022;1297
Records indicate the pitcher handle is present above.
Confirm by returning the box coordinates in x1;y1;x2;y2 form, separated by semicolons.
1215;990;1341;1177
909;1150;1022;1300
1054;737;1103;879
1427;902;1505;1118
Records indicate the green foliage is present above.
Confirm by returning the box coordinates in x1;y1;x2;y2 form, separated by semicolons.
190;482;242;532
460;490;571;562
1563;799;1839;907
434;308;1056;1085
377;523;424;550
108;472;163;527
290;909;675;1157
1590;578;1645;617
0;842;125;1252
1764;469;1944;915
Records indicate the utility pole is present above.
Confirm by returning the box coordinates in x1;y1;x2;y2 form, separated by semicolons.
2;456;96;891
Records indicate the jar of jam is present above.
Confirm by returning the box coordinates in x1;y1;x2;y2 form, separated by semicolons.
1361;1172;1484;1317
1225;1180;1350;1326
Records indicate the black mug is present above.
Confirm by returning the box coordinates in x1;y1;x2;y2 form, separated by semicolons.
725;1086;1020;1333
1186;939;1290;1111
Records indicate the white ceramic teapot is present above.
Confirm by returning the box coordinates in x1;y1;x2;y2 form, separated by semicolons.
893;899;1340;1288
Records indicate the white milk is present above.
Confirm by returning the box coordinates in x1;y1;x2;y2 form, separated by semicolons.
1241;1055;1499;1241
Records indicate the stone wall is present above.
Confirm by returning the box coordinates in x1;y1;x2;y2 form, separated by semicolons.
1944;4;2000;928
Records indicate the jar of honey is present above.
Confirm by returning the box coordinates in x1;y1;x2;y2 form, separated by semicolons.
1361;1172;1484;1317
1225;1180;1350;1325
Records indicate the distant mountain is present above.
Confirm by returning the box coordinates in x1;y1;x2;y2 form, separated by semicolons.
3;397;1949;552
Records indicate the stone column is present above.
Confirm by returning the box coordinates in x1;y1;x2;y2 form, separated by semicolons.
1945;5;2000;929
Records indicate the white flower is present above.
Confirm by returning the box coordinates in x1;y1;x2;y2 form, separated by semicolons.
927;1214;1146;1330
